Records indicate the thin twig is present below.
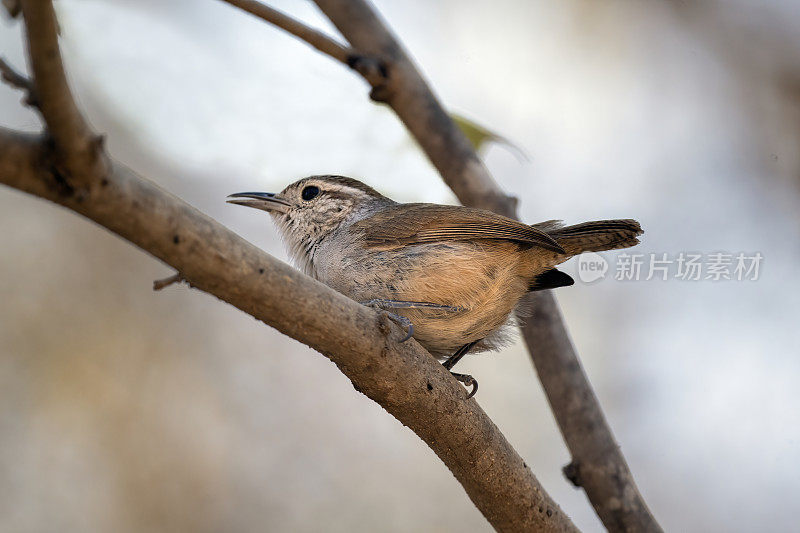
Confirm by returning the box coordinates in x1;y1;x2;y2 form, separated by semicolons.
217;0;390;95
218;0;350;64
0;57;37;105
153;273;184;291
0;57;31;91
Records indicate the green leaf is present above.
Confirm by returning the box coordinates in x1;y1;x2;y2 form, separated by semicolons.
451;112;529;162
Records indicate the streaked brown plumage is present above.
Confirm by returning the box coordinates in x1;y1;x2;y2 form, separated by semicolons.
228;175;643;393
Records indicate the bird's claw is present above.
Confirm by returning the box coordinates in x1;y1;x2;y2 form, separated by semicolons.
450;372;478;399
360;300;416;342
386;312;414;342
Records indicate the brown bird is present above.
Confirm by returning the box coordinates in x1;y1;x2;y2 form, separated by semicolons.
228;175;642;396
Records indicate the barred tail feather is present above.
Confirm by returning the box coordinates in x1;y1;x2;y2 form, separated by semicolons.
543;219;643;256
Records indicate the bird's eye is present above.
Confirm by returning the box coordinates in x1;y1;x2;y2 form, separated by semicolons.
301;186;320;201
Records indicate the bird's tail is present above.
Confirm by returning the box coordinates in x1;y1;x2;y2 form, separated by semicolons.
534;219;643;256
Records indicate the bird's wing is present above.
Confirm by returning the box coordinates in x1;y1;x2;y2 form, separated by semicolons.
352;203;564;253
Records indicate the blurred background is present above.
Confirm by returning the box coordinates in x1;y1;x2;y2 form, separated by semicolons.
2;0;799;531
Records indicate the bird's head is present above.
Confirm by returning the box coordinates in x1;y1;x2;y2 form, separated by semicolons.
227;175;392;269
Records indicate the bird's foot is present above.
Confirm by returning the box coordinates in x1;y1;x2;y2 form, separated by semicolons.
385;312;414;343
361;299;462;343
442;341;481;398
360;300;415;342
450;372;478;399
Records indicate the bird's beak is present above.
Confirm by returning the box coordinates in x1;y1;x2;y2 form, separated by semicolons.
226;192;291;214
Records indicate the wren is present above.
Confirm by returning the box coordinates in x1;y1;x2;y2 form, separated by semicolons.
228;175;642;397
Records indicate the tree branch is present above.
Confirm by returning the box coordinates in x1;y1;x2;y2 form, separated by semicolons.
20;0;108;186
307;1;662;531
519;295;660;530
0;128;576;532
218;0;350;64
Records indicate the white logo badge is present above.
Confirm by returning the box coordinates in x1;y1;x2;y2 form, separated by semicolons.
577;252;608;283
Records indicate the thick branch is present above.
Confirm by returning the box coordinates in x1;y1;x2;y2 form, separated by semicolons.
20;0;108;184
219;0;350;64
0;129;577;532
519;295;660;530
310;1;661;531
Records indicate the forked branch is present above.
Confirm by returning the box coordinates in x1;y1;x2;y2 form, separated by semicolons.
19;0;108;186
0;1;578;531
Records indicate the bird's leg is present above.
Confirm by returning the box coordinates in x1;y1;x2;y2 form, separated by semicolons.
360;299;464;312
443;340;479;370
360;299;463;343
361;299;480;397
387;312;415;343
443;340;481;398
